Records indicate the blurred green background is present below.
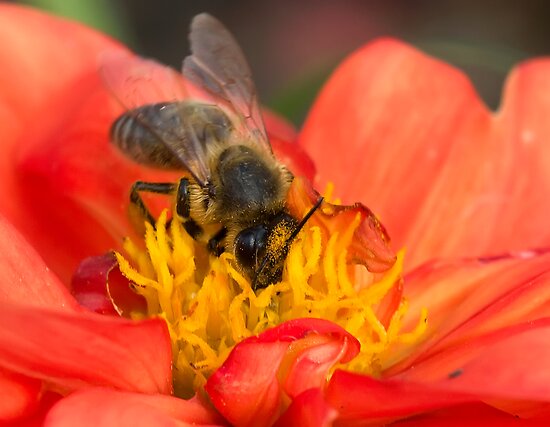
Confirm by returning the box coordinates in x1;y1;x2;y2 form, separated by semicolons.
10;0;550;124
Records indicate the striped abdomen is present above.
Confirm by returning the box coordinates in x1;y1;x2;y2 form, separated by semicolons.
110;102;185;169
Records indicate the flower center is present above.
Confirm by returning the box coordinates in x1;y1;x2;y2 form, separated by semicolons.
116;192;427;397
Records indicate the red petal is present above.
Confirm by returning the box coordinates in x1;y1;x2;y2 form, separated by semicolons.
396;319;550;404
71;253;147;315
0;6;132;284
326;370;472;422
205;319;358;427
271;136;316;182
392;403;532;426
299;39;550;269
386;250;550;372
0;302;172;394
0;368;42;423
0;213;78;311
17;392;62;427
44;388;224;427
274;388;337;427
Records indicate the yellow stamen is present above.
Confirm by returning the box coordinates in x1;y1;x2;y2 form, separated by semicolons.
116;188;427;397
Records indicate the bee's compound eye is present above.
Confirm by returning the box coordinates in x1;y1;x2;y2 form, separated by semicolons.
234;225;268;273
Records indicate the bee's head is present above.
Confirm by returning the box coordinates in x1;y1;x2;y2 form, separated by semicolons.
234;197;324;290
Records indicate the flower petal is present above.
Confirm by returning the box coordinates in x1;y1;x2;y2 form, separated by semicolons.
0;302;172;394
489;58;550;257
299;39;550;268
71;253;147;315
44;388;224;427
386;250;550;371
325;370;472;422
205;318;358;427
0;213;78;311
391;403;530;426
274;388;337;427
0;368;42;424
396;319;550;405
286;177;396;273
0;4;137;283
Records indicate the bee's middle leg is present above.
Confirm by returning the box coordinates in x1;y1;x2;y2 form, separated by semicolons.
207;228;227;256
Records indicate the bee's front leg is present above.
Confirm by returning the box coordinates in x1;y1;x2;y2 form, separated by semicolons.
130;181;176;226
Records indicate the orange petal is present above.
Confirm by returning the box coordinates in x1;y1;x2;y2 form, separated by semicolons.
0;302;172;395
299;39;550;269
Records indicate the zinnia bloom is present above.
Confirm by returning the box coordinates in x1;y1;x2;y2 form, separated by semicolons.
1;4;550;426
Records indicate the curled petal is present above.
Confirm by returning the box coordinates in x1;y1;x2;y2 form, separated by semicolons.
286;176;396;272
44;388;224;427
71;253;147;315
0;302;172;395
205;319;358;427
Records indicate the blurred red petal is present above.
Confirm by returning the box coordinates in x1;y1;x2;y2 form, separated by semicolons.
17;392;62;427
0;368;42;423
71;253;147;315
271;136;316;182
44;388;224;427
0;6;133;284
0;213;78;311
275;388;337;427
299;38;550;269
263;108;298;143
0;302;172;395
206;319;358;427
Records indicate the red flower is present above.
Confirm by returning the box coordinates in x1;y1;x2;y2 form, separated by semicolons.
1;4;550;426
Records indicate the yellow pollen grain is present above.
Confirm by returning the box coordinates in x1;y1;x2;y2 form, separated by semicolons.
116;192;427;396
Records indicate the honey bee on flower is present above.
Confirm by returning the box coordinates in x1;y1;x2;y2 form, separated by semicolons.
103;13;396;289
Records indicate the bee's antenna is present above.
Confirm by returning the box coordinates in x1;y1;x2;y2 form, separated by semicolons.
288;196;324;242
253;196;324;290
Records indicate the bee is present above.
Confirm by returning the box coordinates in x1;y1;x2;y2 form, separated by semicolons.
106;13;322;290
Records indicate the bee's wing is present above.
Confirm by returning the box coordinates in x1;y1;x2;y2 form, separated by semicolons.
182;13;272;154
101;52;215;186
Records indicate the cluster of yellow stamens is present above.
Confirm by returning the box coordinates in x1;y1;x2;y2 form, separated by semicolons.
116;198;427;397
